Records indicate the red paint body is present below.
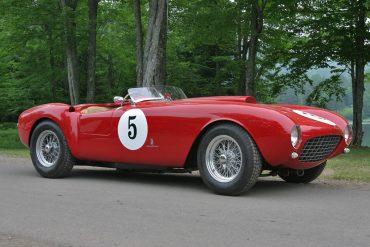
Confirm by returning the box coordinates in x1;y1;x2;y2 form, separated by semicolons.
18;97;350;170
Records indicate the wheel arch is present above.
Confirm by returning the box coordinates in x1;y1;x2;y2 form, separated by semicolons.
28;118;60;146
184;119;264;170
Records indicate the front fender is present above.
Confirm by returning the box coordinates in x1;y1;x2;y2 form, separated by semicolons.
195;105;296;166
18;104;80;158
276;104;349;130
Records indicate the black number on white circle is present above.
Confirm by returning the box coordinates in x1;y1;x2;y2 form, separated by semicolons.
128;115;137;139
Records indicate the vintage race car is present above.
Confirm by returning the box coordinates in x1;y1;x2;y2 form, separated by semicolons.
18;86;351;195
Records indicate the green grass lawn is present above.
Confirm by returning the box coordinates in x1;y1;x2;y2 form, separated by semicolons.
1;122;369;183
0;123;26;149
0;122;29;157
0;148;29;157
323;147;370;183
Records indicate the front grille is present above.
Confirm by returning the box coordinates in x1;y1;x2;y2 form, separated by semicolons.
299;135;341;162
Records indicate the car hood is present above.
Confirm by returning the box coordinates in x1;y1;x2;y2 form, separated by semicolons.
180;96;348;130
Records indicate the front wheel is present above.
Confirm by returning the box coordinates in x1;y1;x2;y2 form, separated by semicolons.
30;120;75;178
278;162;326;183
197;124;262;196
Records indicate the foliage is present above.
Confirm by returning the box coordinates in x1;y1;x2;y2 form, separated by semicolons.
338;107;353;120
0;0;369;126
0;127;25;149
0;0;137;121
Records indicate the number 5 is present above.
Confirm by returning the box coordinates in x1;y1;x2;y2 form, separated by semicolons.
128;115;137;139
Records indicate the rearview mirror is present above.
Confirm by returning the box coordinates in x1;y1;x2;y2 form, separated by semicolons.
113;96;124;105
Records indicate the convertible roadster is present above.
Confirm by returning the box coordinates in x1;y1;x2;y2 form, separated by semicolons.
18;86;351;195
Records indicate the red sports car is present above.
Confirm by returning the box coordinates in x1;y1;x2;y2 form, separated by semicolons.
18;86;351;195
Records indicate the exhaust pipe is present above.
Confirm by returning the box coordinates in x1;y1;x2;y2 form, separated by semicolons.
296;170;305;176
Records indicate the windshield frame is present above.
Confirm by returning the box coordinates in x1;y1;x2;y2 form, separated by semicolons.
128;87;164;103
127;86;187;103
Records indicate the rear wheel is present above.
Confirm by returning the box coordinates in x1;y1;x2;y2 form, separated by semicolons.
278;162;326;183
197;124;262;196
30;120;75;178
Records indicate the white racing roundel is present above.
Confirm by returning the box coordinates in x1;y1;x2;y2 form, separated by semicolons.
118;109;148;150
293;110;336;126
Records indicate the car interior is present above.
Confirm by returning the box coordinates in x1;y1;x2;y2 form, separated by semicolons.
80;106;114;114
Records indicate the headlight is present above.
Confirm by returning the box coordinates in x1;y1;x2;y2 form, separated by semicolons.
291;125;302;149
344;125;352;145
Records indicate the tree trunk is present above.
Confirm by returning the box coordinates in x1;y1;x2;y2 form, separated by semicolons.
60;0;79;105
134;0;144;86
239;38;248;94
44;24;57;101
245;0;265;96
86;0;99;103
236;0;246;95
107;54;114;93
57;4;69;100
142;0;168;87
245;37;257;96
351;0;366;146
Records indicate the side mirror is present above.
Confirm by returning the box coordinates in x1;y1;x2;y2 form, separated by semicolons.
113;96;124;105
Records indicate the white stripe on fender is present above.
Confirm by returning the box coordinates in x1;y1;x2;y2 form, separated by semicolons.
293;110;336;126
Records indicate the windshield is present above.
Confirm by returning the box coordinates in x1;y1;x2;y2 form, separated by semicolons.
128;86;187;103
128;87;164;103
155;86;187;100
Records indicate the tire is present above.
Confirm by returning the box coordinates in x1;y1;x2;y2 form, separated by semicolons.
278;162;326;184
116;168;130;174
30;120;75;178
197;124;262;196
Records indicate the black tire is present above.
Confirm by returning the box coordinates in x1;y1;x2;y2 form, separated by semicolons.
278;162;326;183
197;124;262;196
116;168;130;174
30;120;75;178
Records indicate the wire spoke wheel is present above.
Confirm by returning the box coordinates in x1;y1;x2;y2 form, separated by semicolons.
35;130;60;168
198;124;262;195
205;135;243;183
30;121;75;178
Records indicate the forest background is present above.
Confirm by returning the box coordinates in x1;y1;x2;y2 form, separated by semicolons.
0;0;369;146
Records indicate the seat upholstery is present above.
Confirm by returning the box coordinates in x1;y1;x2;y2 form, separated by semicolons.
81;106;112;114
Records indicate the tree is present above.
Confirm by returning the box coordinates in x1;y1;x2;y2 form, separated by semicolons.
167;0;241;96
0;0;369;148
97;0;137;100
244;0;266;96
142;0;168;86
0;0;68;120
60;0;80;105
351;0;367;145
133;0;144;86
86;0;100;103
267;0;369;145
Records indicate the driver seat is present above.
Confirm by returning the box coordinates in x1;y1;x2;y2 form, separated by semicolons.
81;106;112;114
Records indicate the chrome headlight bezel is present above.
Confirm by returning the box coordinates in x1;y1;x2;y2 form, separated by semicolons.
291;125;302;149
344;125;352;145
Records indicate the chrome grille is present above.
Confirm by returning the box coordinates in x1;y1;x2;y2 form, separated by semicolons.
299;135;341;162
